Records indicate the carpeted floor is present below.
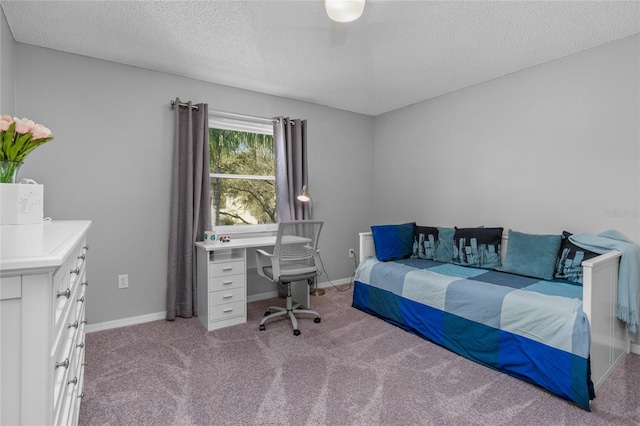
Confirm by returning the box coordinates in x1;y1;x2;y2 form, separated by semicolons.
79;284;640;425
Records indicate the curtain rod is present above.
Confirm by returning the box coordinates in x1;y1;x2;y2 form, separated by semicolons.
170;100;199;111
170;100;299;126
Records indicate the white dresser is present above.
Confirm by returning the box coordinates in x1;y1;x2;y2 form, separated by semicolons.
0;220;91;425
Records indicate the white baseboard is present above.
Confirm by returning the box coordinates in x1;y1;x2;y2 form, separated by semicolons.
85;311;166;333
632;343;640;355
247;277;352;303
319;277;353;287
86;277;354;333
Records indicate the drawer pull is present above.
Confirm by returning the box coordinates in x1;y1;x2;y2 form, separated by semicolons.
222;280;233;285
222;294;233;299
77;296;85;303
70;268;80;275
81;319;88;325
222;307;234;313
68;377;78;386
57;288;71;299
68;321;79;329
222;267;234;271
83;245;89;251
77;342;85;348
81;281;89;287
77;254;86;260
55;358;69;369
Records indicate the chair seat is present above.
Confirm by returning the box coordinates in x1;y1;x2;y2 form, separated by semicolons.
262;264;318;282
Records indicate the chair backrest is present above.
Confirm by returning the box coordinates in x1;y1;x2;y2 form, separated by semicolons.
271;220;324;282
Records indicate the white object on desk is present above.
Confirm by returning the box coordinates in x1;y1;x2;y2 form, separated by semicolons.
0;220;91;426
195;236;311;331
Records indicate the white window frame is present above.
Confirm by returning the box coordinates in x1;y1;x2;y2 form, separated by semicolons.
209;116;278;234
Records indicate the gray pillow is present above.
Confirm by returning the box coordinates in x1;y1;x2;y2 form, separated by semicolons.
501;229;562;280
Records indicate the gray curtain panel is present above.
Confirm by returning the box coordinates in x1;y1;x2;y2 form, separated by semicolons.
273;117;310;221
167;98;212;320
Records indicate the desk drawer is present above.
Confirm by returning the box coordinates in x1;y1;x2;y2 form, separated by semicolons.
209;300;245;321
208;260;245;277
209;287;244;306
209;273;245;292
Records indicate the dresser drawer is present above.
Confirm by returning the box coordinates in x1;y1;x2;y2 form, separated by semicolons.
208;260;245;277
53;300;85;424
209;273;245;292
52;320;79;417
53;240;87;331
52;256;73;318
209;287;244;306
53;266;85;345
209;300;245;321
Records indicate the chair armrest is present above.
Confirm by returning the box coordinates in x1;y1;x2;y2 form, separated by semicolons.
255;249;274;280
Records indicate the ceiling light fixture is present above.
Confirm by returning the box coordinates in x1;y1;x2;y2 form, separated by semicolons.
325;0;365;23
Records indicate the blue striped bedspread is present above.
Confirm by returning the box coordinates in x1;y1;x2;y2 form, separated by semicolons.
352;257;593;410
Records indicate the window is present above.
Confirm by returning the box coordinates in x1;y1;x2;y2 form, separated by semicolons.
209;117;276;227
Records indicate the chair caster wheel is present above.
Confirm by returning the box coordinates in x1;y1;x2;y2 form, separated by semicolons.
314;317;321;323
259;324;266;331
293;329;301;336
264;311;271;316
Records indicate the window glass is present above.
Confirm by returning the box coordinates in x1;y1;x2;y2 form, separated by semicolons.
209;118;276;226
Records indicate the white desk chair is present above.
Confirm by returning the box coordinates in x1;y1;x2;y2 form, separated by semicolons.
256;220;323;335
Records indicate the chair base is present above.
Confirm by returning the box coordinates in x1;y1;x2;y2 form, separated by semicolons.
259;300;321;336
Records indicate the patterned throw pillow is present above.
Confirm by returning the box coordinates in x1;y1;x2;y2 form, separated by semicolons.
434;227;455;263
411;225;439;260
554;231;600;283
452;227;503;269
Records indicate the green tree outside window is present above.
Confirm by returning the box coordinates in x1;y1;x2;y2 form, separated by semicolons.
209;128;276;226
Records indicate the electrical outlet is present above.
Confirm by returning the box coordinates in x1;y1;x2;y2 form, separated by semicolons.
118;274;129;289
348;248;355;258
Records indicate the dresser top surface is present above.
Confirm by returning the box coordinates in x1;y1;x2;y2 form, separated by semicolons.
0;220;91;272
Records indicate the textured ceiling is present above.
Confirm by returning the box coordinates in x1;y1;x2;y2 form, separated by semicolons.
2;0;639;116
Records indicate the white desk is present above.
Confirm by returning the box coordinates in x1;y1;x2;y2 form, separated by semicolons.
195;236;311;331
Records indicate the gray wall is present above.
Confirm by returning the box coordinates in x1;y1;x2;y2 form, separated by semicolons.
374;34;639;241
9;33;640;336
0;7;15;114
373;34;640;340
14;44;374;325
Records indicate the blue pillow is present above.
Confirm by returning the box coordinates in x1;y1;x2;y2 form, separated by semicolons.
411;225;439;260
452;227;503;269
554;231;600;283
371;222;415;262
502;230;562;280
434;227;455;263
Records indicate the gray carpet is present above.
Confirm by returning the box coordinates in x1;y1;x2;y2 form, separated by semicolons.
79;284;640;425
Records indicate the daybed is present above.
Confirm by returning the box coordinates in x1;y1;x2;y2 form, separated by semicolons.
353;224;631;410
